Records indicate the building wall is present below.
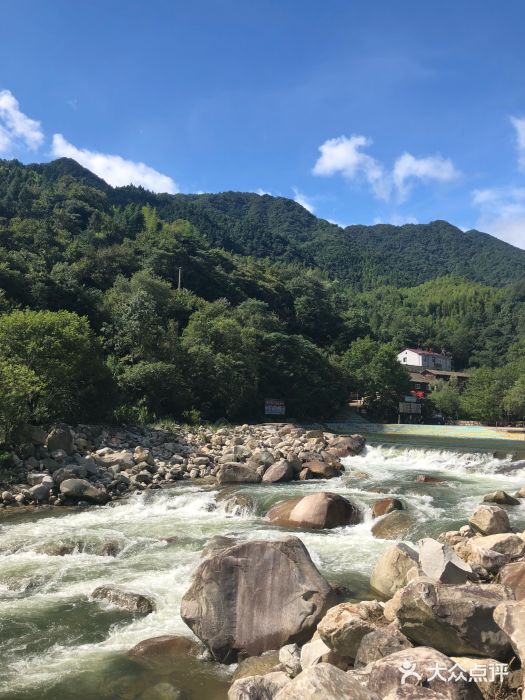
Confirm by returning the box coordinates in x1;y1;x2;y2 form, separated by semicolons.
397;349;452;371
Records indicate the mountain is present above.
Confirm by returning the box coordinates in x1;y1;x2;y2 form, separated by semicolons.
3;158;523;290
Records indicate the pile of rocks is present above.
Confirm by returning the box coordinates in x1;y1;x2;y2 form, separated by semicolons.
0;423;366;508
168;499;525;700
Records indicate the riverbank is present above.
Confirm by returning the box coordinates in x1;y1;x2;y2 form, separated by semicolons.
2;433;525;699
0;422;364;510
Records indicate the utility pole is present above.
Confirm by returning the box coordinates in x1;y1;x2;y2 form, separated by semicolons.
177;267;182;291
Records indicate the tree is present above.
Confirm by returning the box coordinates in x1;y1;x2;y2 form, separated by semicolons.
502;376;525;420
0;359;42;441
428;377;461;420
339;338;410;418
0;309;112;422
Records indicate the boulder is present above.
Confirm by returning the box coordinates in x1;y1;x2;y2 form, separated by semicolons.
418;538;474;584
223;493;254;516
46;426;74;454
60;478;108;504
499;561;525;600
366;647;483;700
29;482;52;501
262;460;294;483
301;460;340;479
354;622;413;668
232;651;281;681
96;449;135;469
266;492;361;530
493;600;525;664
274;663;377;700
326;434;366;458
483;490;520;506
372;498;404;518
298;636;348;671
128;635;202;669
370;543;419;598
469;505;510;535
180;537;335;662
91;585;154;614
450;655;519;700
217;463;261;484
371;511;414;540
279;644;301;678
415;475;443;483
395;578;514;659
469;533;525;559
229;672;290;700
317;600;385;659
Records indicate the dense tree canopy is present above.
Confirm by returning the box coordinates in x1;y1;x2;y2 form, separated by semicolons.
0;157;523;432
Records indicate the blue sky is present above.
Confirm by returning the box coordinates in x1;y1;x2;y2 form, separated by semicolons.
1;1;525;247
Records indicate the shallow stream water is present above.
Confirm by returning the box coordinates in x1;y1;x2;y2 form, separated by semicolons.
1;440;525;699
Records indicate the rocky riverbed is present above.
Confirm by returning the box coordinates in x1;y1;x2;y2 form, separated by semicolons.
0;422;365;509
2;426;525;700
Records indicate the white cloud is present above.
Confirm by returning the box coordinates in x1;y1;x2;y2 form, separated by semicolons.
0;89;44;154
313;135;389;200
392;153;459;202
510;116;525;170
313;134;459;202
256;188;272;196
51;133;178;193
471;186;525;248
292;187;315;213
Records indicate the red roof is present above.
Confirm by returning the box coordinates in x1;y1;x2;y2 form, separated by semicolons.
405;348;448;357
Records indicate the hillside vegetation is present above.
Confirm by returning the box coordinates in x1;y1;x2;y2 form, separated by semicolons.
0;157;523;429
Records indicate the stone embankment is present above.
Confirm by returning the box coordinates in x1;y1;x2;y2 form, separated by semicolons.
0;422;365;508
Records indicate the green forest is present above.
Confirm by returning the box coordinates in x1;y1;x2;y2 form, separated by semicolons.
0;157;524;435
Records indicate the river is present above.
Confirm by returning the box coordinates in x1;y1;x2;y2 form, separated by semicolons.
1;439;525;699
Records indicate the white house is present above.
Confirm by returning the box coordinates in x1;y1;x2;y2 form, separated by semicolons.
397;348;452;371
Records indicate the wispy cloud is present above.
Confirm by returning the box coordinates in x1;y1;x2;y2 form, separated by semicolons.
312;134;459;203
51;134;178;193
510;116;525;170
292;187;315;213
471;186;525;248
0;89;44;155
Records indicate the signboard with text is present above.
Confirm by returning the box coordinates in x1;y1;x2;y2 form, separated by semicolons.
265;398;286;415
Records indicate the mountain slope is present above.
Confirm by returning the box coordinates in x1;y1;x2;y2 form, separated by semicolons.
2;157;524;289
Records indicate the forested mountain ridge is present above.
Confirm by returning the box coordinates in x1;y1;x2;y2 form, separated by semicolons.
0;156;523;427
3;157;525;289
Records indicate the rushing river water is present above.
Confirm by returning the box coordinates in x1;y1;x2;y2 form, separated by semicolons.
1;440;525;700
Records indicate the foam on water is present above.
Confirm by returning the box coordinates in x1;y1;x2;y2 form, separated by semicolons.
1;442;524;698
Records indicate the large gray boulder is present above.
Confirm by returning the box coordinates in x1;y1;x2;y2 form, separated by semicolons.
366;647;483;700
266;492;361;530
418;538;474;584
274;663;378;700
499;560;525;600
217;463;261;484
128;635;202;669
180;537;335;662
354;622;413;668
370;543;419;598
228;672;290;700
262;460;294;483
60;478;108;504
371;511;414;540
469;505;510;535
493;600;525;665
317;600;385;659
46;425;74;454
395;578;514;659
